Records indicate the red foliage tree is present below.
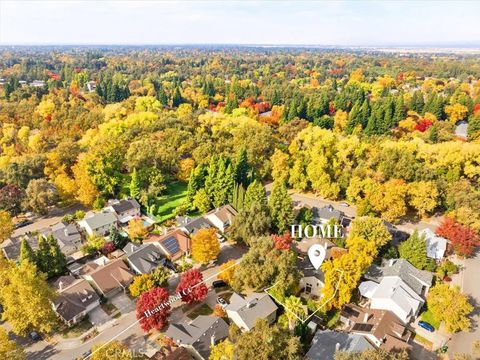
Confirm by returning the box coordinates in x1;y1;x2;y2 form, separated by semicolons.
136;287;171;332
271;233;293;250
101;241;116;255
473;103;480;114
414;119;433;132
176;269;208;305
436;217;480;257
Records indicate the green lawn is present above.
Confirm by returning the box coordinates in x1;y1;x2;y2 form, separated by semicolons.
325;310;341;329
153;182;189;223
186;303;213;320
420;309;441;329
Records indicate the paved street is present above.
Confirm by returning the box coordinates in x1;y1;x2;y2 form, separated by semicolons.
447;250;480;357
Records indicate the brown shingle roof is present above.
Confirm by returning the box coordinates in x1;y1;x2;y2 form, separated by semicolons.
87;259;134;295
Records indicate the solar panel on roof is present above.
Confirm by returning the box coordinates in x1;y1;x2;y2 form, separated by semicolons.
163;236;180;254
352;323;374;332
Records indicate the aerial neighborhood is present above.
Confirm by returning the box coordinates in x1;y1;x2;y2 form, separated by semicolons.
0;43;480;360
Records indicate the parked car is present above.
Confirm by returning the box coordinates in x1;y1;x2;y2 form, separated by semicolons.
338;202;350;207
29;331;41;341
14;220;33;229
418;321;435;332
212;280;227;288
216;297;228;308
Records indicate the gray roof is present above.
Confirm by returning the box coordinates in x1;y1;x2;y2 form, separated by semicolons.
122;242;143;256
181;217;214;235
306;330;373;360
225;292;277;330
297;256;324;282
110;198;140;215
165;316;228;359
53;278;99;322
313;205;343;223
365;259;433;296
82;212;117;231
126;244;166;274
42;222;82;250
1;233;40;260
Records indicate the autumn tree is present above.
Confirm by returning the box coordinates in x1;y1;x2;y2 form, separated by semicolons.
176;269;208;305
349;216;391;248
191;228;220;264
0;184;25;216
213;304;227;318
23;179;58;215
436;218;480;257
335;349;409;360
408;181;439;218
136;287;171;332
0;211;14;244
127;218;148;242
427;283;473;333
209;339;235;360
218;259;237;285
0;327;25;360
271;232;293;250
129;267;170;297
244;179;267;208
0;260;57;336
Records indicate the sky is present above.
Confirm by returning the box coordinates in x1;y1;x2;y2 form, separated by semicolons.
0;0;479;47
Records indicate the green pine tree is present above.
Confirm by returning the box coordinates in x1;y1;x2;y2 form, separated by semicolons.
129;168;141;200
19;239;36;265
244;180;267;209
46;235;66;277
234;147;250;186
186;164;206;207
268;181;294;234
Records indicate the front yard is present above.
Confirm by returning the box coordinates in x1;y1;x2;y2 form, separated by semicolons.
185;303;213;320
420;309;441;330
152;182;188;223
57;317;93;339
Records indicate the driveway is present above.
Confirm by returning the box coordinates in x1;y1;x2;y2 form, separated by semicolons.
88;307;111;326
411;319;448;350
110;293;135;314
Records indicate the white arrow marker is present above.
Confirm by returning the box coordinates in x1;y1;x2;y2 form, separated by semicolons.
308;244;326;270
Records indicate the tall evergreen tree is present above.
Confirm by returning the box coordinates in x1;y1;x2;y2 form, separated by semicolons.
393;94;406;125
130;168;141;200
232;183;246;210
268;181;294;234
19;239;36;265
234;147;250;186
186;164;206;206
171;87;183;107
46;235;66;277
244;180;267;209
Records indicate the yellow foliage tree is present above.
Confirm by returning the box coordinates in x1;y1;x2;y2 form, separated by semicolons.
218;259;237;284
271;149;290;183
129;274;155;297
127;218;148;241
191;228;220;264
72;155;99;206
408;181;439;218
0;211;14;244
445;103;468;124
0;327;25;360
91;341;132;360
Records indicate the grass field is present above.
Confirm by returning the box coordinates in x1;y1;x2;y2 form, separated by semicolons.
420;309;441;329
153;182;188;223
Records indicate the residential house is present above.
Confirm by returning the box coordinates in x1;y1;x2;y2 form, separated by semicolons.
419;228;447;260
41;221;83;256
1;233;40;261
52;276;100;326
144;229;191;261
105;198;141;225
358;276;424;324
78;211;118;237
313;205;344;224
123;242;143;256
341;304;413;353
177;216;215;236
297;255;325;299
225;292;277;331
306;330;374;360
82;258;134;298
204;204;238;233
126;244;166;274
165;316;229;360
151;347;195;360
365;259;433;298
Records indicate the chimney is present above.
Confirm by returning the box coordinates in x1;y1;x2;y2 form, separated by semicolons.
363;312;370;323
211;334;216;347
335;343;340;351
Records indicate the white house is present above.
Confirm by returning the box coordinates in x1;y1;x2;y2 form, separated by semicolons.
78;211;118;236
105;198;141;225
360;276;424;324
204;204;238;233
419;228;447;260
225;293;277;331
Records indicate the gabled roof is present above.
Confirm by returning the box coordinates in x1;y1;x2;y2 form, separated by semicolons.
341;304;412;353
312;205;344;222
179;216;214;235
225;292;277;330
53;278;99;322
306;330;373;360
110;198;140;214
127;244;166;274
42;222;82;250
80;212;117;231
86;259;134;295
144;229;190;259
1;233;40;260
297;256;325;282
205;204;238;224
365;259;433;296
165;316;228;359
419;228;447;260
